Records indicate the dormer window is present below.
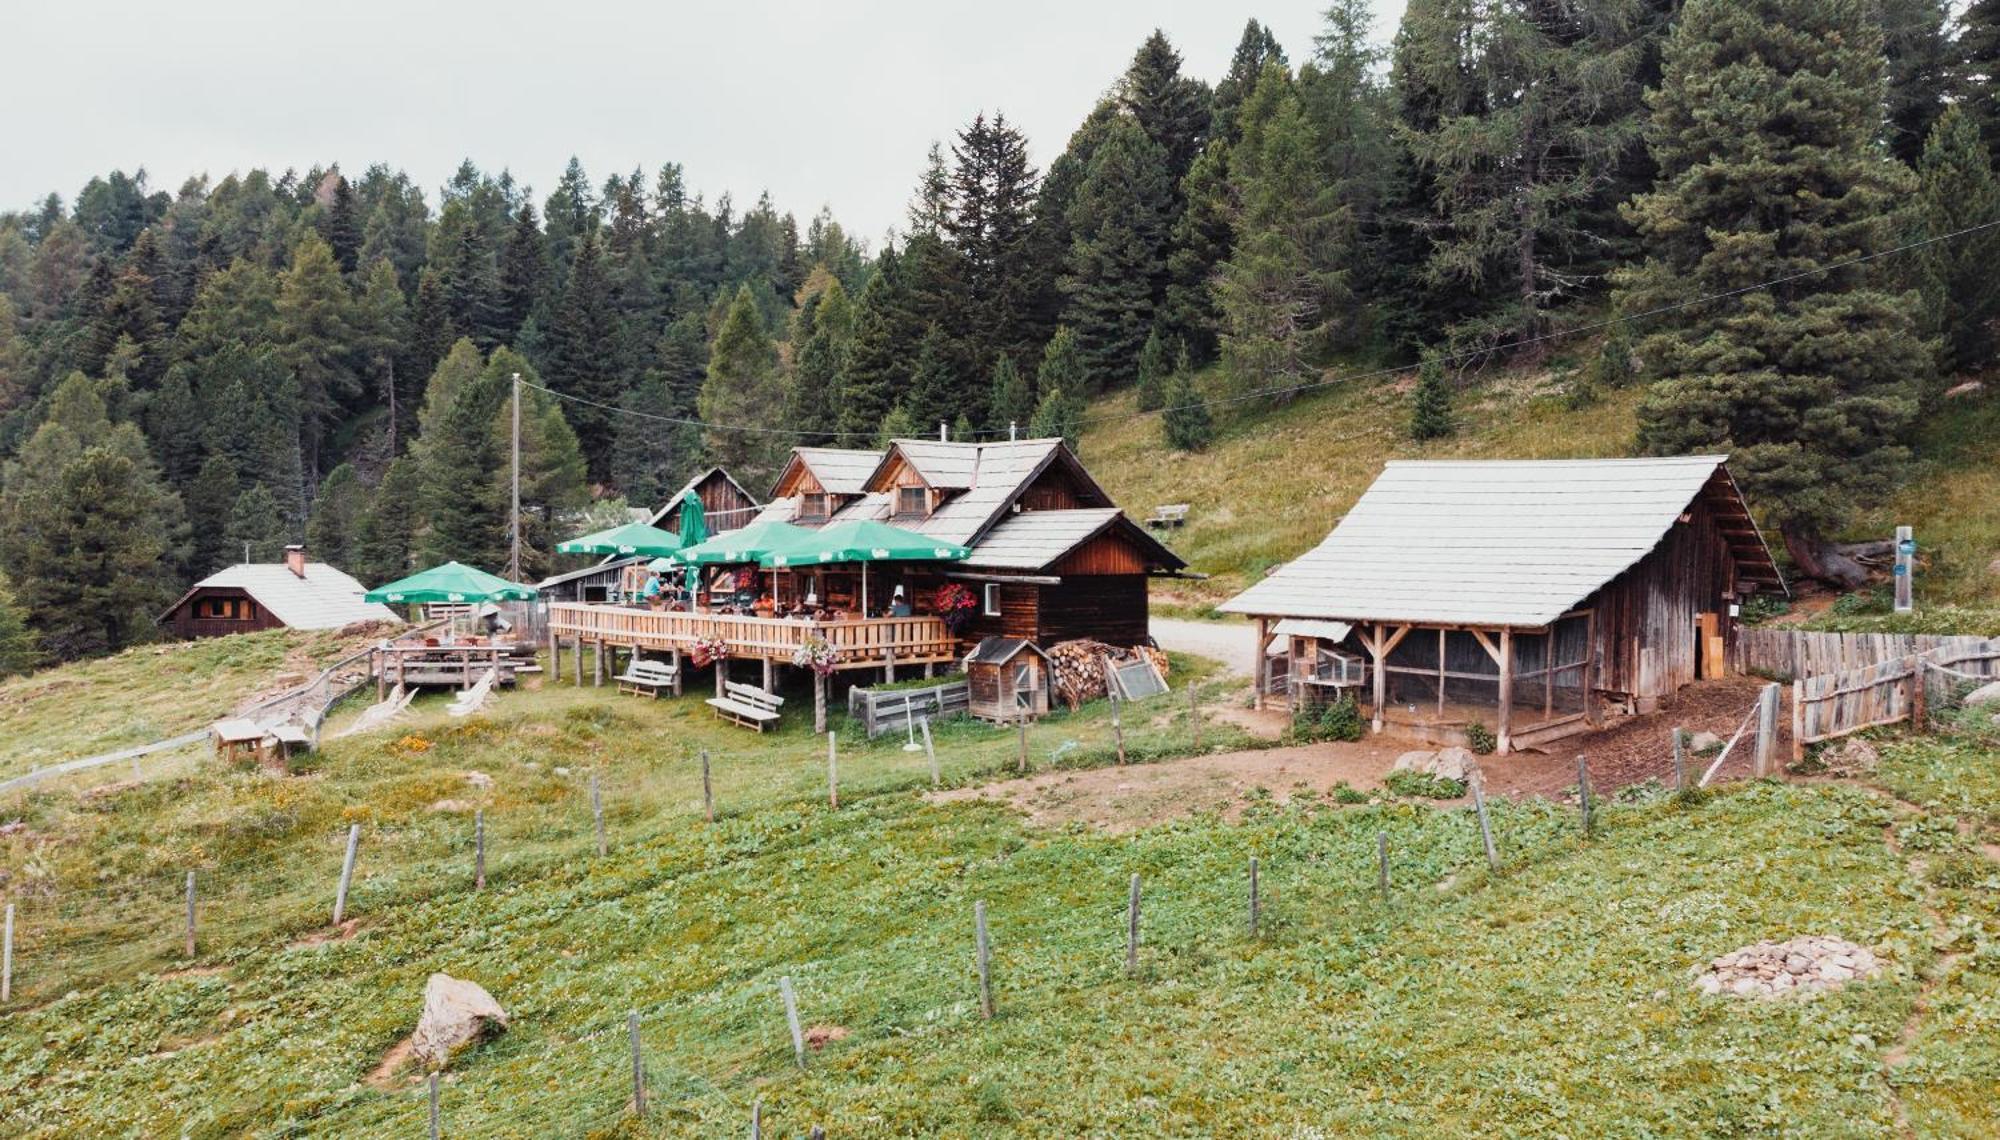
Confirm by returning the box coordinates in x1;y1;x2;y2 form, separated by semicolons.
800;492;829;521
896;486;928;518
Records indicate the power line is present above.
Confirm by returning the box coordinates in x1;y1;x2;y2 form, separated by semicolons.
521;216;2000;442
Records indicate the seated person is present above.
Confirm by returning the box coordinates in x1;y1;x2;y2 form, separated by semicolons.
886;584;913;617
639;571;663;606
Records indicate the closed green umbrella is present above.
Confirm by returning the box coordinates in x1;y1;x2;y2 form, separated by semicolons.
555;521;683;557
364;562;538;604
675;490;710;593
760;520;969;615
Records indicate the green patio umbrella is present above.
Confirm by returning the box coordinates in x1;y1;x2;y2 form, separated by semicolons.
364;561;538;605
677;519;818;565
554;520;683;557
759;519;969;614
674;489;709;593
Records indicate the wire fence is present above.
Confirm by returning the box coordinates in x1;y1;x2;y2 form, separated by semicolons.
0;685;1815;1137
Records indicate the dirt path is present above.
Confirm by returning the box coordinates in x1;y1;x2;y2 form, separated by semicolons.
1151;617;1255;678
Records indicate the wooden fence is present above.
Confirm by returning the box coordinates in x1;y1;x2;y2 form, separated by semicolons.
847;680;970;739
1790;638;2000;757
1735;629;1998;682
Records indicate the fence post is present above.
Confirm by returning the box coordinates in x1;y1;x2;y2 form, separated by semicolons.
1577;755;1594;837
1125;873;1142;975
628;1010;646;1116
1376;832;1390;902
975;899;994;1019
780;975;807;1070
827;732;839;809
1911;657;1928;733
751;1098;762;1139
333;824;361;926
1111;693;1127;765
1248;856;1260;937
474;809;486;891
1471;779;1499;871
701;749;714;822
591;773;606;857
1016;713;1028;773
428;1070;441;1140
1790;679;1804;764
1672;727;1685;791
1188;682;1201;750
1754;683;1779;777
185;871;197;957
3;902;12;1002
922;718;939;788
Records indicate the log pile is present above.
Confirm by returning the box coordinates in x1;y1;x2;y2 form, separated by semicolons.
1045;640;1170;710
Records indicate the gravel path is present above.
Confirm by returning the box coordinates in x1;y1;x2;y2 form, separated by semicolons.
1151;617;1256;678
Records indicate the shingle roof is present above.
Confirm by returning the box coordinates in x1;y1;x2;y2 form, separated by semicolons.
789;448;884;495
1220;456;1779;627
891;440;980;489
168;564;402;630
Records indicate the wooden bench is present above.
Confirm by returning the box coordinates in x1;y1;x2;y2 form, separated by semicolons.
614;658;680;698
706;681;784;731
1146;503;1190;528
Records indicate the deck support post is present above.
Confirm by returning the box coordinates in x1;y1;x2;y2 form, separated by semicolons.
762;657;774;692
1496;628;1514;755
592;639;604;688
670;649;683;695
547;628;558;685
375;649;385;702
572;637;582;686
814;672;827;734
716;658;727;699
884;649;896;684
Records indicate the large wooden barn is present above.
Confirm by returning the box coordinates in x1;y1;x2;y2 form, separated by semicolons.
756;438;1186;647
159;546;400;639
1221;456;1784;752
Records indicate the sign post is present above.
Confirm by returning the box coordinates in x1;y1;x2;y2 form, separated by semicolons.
1893;526;1915;614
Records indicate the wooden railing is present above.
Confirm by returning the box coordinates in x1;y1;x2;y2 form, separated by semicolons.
547;603;957;667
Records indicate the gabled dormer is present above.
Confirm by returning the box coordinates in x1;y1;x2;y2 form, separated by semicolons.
770;447;885;523
862;440;981;521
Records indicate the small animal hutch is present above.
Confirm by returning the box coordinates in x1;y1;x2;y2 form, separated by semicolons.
964;637;1052;722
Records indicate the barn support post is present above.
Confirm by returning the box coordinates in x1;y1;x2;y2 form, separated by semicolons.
1496;628;1514;755
1437;628;1447;717
1582;610;1601;727
1370;624;1385;733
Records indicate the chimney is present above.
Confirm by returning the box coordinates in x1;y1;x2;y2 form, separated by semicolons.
284;544;307;579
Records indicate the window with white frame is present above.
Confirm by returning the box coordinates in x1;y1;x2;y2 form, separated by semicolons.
983;583;1002;616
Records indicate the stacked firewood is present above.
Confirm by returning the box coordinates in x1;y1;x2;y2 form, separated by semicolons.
1044;640;1172;710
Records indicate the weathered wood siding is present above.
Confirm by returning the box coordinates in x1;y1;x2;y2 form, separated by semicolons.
1586;492;1740;699
1735;630;2000;682
164;589;284;639
963;581;1040;643
1038;575;1149;646
1051;533;1151;576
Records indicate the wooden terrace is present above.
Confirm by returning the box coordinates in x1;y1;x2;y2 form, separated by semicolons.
547;602;958;678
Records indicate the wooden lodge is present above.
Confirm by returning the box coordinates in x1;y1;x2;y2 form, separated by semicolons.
159;546;400;639
1221;457;1784;753
538;467;764;604
546;438;1185;695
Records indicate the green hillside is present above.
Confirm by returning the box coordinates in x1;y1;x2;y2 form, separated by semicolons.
1082;364;2000;617
1;645;1996;1136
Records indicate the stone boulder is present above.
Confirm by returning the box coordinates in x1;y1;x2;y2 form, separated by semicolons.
1391;747;1476;783
1687;731;1725;754
1692;935;1880;999
411;973;508;1070
1820;737;1879;777
1962;681;2000;709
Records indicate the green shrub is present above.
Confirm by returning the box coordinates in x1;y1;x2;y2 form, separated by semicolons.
1317;696;1363;742
1384;770;1467;799
1330;781;1370;805
1926;852;1993;890
1466;723;1496;755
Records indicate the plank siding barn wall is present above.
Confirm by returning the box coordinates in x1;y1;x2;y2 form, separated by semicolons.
689;470;758;533
1586;492;1738;699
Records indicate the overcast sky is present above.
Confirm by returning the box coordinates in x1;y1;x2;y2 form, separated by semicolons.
6;1;1405;243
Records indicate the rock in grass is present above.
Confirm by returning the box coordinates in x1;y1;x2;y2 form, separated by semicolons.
1693;936;1880;1000
411;973;509;1070
1962;680;2000;708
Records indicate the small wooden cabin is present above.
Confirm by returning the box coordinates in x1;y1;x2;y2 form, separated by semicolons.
964;637;1052;721
753;439;1187;648
1221;457;1784;753
649;466;764;536
160;547;399;639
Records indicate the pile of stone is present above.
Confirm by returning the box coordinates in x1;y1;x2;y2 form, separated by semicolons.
1693;936;1881;998
1391;746;1478;784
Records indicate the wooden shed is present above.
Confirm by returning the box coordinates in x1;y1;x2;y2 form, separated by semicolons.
1221;457;1784;753
964;637;1052;722
648;467;763;536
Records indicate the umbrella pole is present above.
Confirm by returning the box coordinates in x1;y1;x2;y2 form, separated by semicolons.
862;563;869;617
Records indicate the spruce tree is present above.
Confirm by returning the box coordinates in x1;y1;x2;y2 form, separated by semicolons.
1036;326;1086;411
1120;31;1213;199
877;403;920;447
1161;141;1234;363
1959;0;2000;162
1028;385;1085;453
785;322;844;445
902;325;960;435
275;235;358;481
352;455;420;586
545;230;621;482
184;453;240;577
1160;359;1214;451
697;285;787;482
1216;68;1354;399
436;203;505;350
1060;118;1173;392
1620;0;1929;576
837;248;912;438
351;258;412;452
1213;19;1289;145
1915;106;2000;373
987;354;1033;433
498;203;547;343
306;463;366;569
1877;0;1951;166
0;573;38;678
325;174;362;274
1135;326;1172;411
612;373;699;506
226;483;289;564
948;113;1044;372
1408;351;1454;440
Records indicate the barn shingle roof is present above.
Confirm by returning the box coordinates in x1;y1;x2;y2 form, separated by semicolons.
1220;456;1780;628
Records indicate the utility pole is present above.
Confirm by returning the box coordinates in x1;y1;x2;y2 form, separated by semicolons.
509;372;522;583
